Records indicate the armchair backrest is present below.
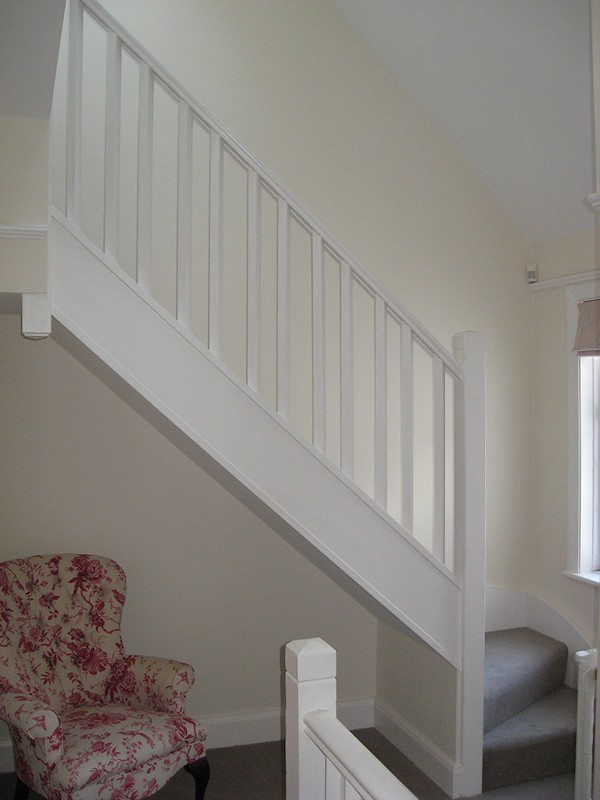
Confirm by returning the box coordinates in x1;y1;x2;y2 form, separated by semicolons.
0;554;127;713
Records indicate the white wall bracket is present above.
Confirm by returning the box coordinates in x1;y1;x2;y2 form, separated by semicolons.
22;292;52;339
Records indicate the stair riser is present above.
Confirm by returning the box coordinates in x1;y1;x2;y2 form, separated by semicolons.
483;733;575;791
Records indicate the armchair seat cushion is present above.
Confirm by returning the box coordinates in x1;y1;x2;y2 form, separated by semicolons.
52;705;207;793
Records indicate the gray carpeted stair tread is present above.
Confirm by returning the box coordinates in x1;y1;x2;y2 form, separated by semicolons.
482;684;576;791
484;627;568;734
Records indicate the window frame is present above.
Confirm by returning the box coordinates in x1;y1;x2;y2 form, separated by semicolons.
566;277;600;584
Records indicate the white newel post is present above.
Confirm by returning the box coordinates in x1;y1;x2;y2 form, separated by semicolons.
574;648;597;800
453;331;486;799
285;638;337;800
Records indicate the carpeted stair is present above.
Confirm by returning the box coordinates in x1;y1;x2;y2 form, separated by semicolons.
482;627;577;791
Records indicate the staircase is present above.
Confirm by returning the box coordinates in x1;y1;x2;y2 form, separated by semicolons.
43;0;487;795
483;627;577;791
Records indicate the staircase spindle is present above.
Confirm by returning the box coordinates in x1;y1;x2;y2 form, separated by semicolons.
277;196;291;420
104;29;121;261
136;61;153;289
208;129;224;357
340;262;354;479
312;232;326;453
401;322;414;532
176;100;193;327
247;168;261;393
374;295;388;509
432;356;446;562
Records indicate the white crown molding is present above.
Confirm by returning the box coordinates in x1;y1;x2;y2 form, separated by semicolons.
0;223;48;239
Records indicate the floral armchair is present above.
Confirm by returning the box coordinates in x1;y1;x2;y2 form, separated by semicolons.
0;554;209;800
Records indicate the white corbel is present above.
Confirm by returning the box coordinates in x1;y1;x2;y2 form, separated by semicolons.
22;292;51;339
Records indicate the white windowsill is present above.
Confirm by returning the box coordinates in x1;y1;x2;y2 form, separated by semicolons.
564;570;600;588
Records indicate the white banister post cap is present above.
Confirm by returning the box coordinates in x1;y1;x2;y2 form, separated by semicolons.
452;331;484;352
285;638;336;681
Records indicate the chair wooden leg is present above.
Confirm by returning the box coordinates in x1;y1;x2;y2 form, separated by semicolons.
185;756;210;800
14;777;29;800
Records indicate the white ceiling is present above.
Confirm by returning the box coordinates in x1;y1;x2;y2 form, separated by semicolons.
330;0;594;243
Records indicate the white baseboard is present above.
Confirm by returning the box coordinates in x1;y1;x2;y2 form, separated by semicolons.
374;698;459;798
204;697;374;748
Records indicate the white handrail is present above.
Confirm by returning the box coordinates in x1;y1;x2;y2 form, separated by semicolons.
304;710;418;800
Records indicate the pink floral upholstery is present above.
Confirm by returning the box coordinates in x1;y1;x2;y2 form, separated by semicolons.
0;554;208;799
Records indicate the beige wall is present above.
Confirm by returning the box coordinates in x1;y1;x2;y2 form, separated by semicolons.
0;312;377;726
0;115;49;293
5;0;591;763
532;228;595;282
528;229;597;645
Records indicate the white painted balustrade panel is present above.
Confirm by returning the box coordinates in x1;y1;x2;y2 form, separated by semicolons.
59;0;470;572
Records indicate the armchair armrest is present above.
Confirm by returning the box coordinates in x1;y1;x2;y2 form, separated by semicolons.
0;691;60;739
106;654;195;713
0;691;64;765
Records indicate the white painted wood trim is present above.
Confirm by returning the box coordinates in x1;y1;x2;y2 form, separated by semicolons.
21;293;52;339
530;269;600;292
176;100;193;328
340;261;354;479
136;61;153;290
0;224;48;239
78;0;462;378
401;322;414;532
374;699;459;799
312;231;326;453
208;129;224;357
50;212;462;663
374;295;388;509
246;167;261;393
277;196;290;419
432;356;446;563
452;331;486;798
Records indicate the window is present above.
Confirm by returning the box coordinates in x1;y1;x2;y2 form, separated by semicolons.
578;354;600;571
568;288;600;582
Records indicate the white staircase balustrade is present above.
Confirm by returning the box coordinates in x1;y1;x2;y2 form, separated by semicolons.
285;639;418;800
48;1;487;793
54;0;467;570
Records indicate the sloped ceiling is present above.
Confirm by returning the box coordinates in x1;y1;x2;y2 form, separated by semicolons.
331;0;594;243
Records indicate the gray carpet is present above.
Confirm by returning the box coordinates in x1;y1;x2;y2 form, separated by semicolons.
0;729;574;799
